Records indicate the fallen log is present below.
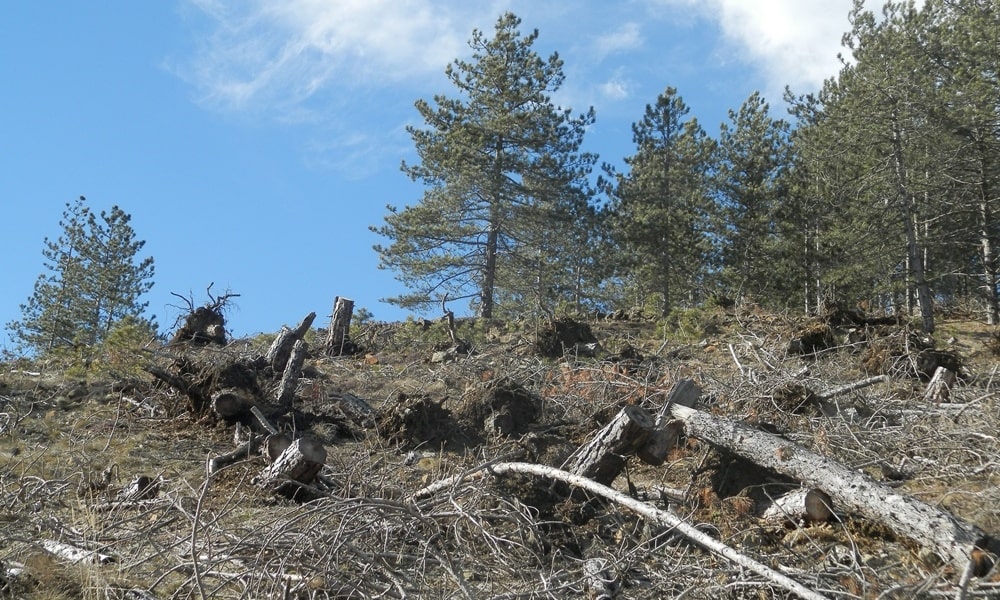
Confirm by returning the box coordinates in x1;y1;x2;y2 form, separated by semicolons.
40;540;114;565
212;388;252;421
670;403;999;573
208;434;265;475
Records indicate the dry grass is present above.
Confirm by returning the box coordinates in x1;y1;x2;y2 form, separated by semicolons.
1;312;999;599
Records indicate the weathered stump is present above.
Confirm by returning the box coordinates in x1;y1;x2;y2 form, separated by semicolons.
256;436;327;499
923;366;956;403
324;296;354;356
568;405;655;486
639;378;701;466
276;339;307;406
266;312;315;372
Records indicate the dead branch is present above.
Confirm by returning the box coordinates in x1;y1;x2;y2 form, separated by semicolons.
814;375;889;401
485;461;831;600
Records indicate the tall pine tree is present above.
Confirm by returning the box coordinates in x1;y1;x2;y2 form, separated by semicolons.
713;92;792;305
372;13;597;318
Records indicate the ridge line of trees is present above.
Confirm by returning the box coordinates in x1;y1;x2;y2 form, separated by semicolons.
374;2;1000;333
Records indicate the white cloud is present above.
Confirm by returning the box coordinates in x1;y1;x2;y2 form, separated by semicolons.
180;0;483;112
648;0;886;92
599;72;632;101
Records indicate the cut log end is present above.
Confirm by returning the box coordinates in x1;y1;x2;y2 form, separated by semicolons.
761;488;833;526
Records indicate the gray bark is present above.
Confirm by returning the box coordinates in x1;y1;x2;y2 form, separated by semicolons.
568;405;655;486
324;297;354;356
670;403;998;570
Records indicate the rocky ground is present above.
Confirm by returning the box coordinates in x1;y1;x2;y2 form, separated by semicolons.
1;306;999;599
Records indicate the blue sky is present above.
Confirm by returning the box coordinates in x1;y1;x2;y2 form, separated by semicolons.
0;1;875;348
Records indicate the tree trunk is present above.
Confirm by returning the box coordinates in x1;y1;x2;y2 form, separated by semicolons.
481;221;498;319
979;191;998;325
568;405;655;486
669;404;998;571
891;116;934;333
324;297;354;356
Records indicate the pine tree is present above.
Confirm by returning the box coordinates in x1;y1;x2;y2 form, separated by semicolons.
372;12;597;319
7;196;156;354
602;88;716;316
713;92;792;304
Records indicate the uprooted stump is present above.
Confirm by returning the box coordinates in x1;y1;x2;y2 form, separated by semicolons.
535;318;599;358
453;379;540;439
170;305;228;346
786;322;836;356
377;393;458;449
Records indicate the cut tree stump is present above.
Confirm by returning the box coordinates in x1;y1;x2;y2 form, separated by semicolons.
638;378;701;465
760;488;833;526
256;436;327;499
266;312;315;372
670;403;999;572
324;296;354;356
568;405;655;486
924;366;957;403
276;339;307;406
212;388;252;421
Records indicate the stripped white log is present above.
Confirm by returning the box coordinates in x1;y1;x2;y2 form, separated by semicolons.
815;375;889;401
760;488;833;526
40;540;114;564
486;462;830;600
670;403;998;571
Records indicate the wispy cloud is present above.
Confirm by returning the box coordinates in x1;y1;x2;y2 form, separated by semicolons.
593;22;643;60
178;0;480;112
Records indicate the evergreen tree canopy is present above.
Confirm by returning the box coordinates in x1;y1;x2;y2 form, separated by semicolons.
714;91;792;302
7;196;156;354
602;87;716;316
372;12;597;319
